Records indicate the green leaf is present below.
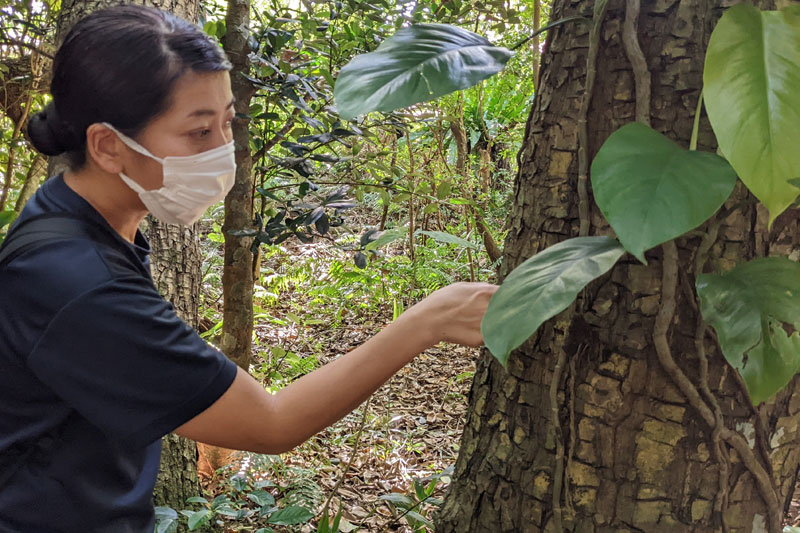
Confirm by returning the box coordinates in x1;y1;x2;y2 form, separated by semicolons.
185;496;208;504
156;519;177;533
591;123;737;263
697;257;800;404
246;490;275;508
482;237;626;365
266;505;314;525
416;230;478;250
154;507;179;520
703;4;800;223
364;228;407;251
378;493;415;509
0;209;16;230
404;510;433;528
334;24;513;120
187;509;211;531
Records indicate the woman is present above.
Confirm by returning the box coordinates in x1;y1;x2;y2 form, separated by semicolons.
0;5;496;532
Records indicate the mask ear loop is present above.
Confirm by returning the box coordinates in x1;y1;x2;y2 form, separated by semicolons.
101;122;165;164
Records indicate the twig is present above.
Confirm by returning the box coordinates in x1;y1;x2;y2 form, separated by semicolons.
693;217;730;531
657;242;780;529
0;38;54;59
695;322;730;532
319;396;373;520
549;343;568;533
576;0;609;237
563;345;583;516
621;0;651;126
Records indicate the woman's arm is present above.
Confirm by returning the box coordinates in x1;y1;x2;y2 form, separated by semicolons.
174;282;496;453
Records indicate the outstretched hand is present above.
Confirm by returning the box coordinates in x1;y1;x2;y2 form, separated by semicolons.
405;282;498;348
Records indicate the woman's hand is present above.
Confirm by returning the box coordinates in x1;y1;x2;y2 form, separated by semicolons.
403;282;498;347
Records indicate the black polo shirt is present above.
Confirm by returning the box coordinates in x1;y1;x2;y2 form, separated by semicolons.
0;175;237;532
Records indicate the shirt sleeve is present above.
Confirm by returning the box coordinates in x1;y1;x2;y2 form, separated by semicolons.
26;276;238;449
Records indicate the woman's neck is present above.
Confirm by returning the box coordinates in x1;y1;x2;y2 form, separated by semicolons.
63;167;148;243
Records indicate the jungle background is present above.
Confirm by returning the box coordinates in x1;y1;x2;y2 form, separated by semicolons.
3;0;800;531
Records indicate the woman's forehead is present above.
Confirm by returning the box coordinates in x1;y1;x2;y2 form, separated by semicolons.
166;71;233;118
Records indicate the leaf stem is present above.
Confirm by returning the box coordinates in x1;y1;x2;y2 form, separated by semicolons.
690;89;703;151
510;16;589;51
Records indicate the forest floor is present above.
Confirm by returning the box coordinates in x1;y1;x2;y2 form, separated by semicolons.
199;236;480;532
197;234;800;532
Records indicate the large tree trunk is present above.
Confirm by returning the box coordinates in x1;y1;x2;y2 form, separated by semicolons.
54;0;204;513
437;0;800;531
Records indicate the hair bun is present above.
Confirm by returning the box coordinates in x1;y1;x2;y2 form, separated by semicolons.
28;103;80;156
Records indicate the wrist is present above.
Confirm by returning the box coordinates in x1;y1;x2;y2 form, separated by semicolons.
393;301;440;350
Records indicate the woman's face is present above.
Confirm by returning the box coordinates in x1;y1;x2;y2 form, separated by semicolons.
118;70;235;191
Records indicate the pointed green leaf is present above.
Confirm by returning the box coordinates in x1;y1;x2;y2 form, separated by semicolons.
334;24;513;120
591;123;737;263
697;257;800;404
364;228;407;251
416;230;478;250
739;323;800;405
266;505;314;525
704;4;800;223
482;237;625;365
378;493;416;509
187;509;211;531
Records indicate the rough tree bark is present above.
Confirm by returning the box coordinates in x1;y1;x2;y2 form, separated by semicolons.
220;0;257;370
54;0;205;512
438;0;800;531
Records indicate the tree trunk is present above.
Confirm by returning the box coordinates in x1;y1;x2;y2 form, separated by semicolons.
53;0;204;514
532;0;541;90
437;0;800;531
220;0;257;370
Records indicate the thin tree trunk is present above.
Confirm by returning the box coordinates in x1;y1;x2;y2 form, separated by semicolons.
220;0;257;370
0;92;33;211
533;0;541;90
437;0;800;531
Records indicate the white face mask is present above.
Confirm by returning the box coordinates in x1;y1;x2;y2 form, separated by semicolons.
103;123;236;226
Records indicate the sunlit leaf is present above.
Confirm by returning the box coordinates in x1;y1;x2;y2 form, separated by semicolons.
704;4;800;223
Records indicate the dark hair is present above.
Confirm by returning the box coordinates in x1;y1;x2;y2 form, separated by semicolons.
28;5;231;168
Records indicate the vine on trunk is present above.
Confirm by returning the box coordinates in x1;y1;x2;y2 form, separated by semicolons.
548;1;610;528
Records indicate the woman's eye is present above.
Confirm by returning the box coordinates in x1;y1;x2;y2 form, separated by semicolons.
195;128;211;138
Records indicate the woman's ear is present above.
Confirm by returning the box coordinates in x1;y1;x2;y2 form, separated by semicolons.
85;123;125;174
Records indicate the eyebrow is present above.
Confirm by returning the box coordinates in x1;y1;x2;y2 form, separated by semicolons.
186;98;236;118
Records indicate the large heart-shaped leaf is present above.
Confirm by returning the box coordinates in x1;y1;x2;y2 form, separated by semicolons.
591;122;737;263
697;257;800;404
704;4;800;223
334;24;513;120
482;236;625;365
